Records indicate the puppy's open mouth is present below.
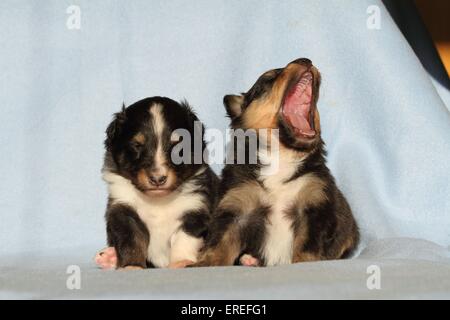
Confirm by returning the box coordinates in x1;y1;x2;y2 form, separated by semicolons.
281;71;315;138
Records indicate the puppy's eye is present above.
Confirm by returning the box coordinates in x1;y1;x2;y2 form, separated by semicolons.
130;142;143;152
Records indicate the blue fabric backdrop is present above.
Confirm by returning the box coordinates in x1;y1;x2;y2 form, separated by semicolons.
0;0;449;258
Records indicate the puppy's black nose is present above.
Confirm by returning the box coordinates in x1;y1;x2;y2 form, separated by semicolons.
149;175;167;186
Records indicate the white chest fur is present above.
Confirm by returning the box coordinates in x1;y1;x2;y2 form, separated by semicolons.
259;149;308;266
103;171;205;267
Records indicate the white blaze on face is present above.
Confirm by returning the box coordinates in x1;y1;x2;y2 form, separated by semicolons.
150;104;168;175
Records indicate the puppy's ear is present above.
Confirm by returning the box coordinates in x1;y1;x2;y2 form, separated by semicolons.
223;94;244;119
180;100;207;150
105;103;127;150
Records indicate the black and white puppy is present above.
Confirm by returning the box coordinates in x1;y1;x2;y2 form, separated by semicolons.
95;97;218;269
194;58;359;267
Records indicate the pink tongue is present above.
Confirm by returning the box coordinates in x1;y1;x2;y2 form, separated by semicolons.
283;74;315;136
288;113;314;136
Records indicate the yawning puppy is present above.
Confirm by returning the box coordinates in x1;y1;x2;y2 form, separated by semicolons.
194;58;359;267
95;97;218;269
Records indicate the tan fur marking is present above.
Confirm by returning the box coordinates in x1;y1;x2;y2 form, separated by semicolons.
137;169;152;189
337;238;355;258
136;168;177;192
314;109;321;133
295;174;328;208
241;63;321;137
242;75;288;129
219;182;264;214
165;169;178;190
133;133;146;144
278;143;307;157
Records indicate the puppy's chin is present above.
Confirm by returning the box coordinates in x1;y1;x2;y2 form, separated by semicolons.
143;188;174;198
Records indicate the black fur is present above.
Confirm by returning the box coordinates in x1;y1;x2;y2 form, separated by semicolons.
181;210;210;238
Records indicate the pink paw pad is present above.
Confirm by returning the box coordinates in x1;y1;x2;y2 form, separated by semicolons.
168;259;195;269
94;247;117;270
239;254;259;267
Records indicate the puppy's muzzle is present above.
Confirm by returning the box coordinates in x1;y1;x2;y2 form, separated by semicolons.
149;173;168;187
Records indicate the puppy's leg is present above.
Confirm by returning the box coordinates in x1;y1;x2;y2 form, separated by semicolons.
191;182;264;267
106;204;149;269
291;203;352;263
192;210;242;267
292;250;321;263
168;230;202;269
169;210;209;269
291;204;325;263
292;194;359;263
194;231;241;267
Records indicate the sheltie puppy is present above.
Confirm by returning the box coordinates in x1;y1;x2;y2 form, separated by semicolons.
95;97;218;269
194;58;359;267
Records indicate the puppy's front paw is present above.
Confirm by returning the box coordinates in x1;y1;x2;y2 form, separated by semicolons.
186;260;209;268
239;254;260;267
94;247;117;270
168;259;195;269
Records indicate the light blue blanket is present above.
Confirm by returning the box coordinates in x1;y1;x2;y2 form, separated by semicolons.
0;0;449;299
